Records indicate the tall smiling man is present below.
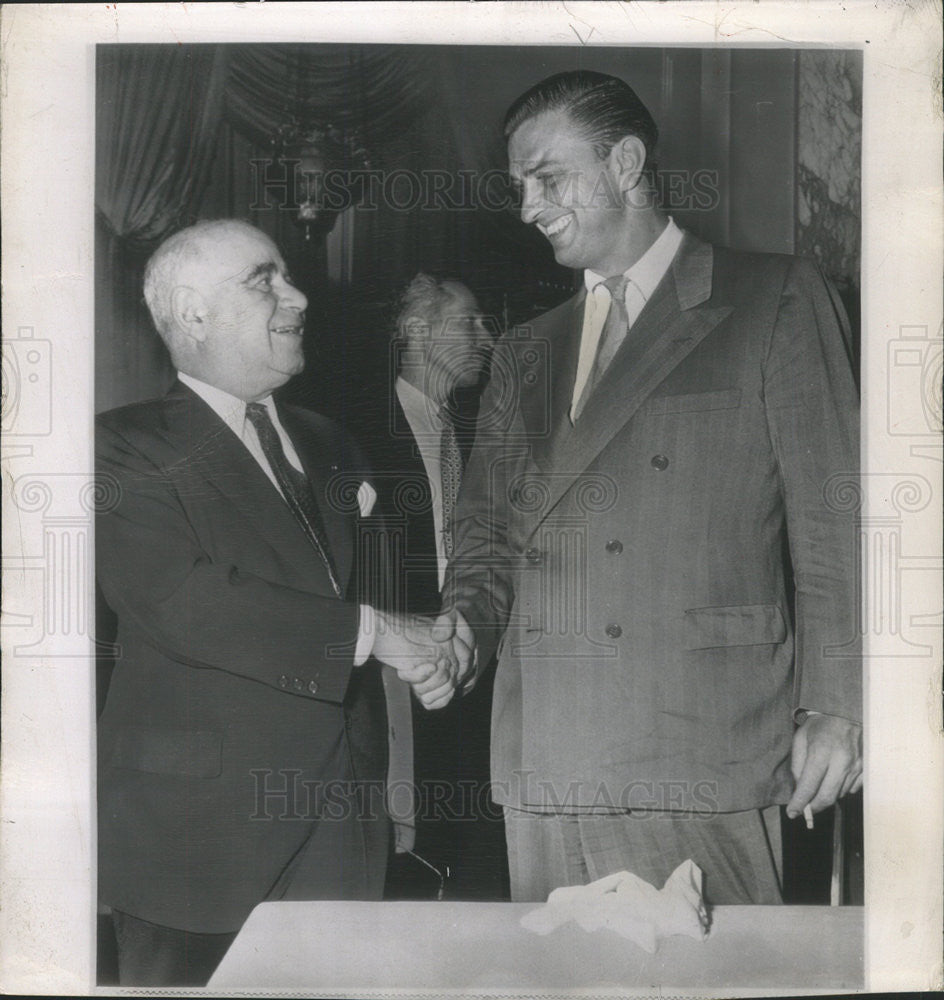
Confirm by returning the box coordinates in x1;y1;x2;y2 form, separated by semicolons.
96;219;460;985
441;71;861;904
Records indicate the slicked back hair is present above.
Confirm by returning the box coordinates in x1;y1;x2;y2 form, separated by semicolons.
503;70;658;167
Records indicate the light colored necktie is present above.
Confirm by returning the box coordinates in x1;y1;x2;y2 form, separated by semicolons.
574;273;629;420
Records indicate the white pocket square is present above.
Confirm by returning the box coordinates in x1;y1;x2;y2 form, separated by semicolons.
357;481;377;518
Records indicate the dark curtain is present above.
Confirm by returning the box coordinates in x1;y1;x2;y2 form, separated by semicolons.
96;45;227;248
95;45;227;410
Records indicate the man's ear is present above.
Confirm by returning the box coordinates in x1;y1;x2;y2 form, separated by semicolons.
611;135;648;198
170;285;208;343
403;315;433;342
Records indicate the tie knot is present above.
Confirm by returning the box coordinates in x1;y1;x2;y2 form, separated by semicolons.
602;273;628;304
245;401;271;427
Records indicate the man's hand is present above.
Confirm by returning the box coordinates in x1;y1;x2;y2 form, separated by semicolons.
403;658;456;711
786;712;863;819
371;611;459;710
431;608;476;691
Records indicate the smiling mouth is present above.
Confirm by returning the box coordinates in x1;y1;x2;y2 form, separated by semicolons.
539;215;573;238
271;325;304;337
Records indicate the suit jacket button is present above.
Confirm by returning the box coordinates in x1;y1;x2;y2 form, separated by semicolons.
605;539;623;554
525;547;542;564
278;675;289;688
308;680;319;695
292;677;303;691
605;623;622;639
651;454;669;471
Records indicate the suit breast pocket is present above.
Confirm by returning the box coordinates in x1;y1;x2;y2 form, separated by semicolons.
109;726;223;778
643;388;742;416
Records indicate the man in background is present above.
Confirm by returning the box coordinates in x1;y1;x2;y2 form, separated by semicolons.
357;273;507;899
96;220;461;985
439;71;861;904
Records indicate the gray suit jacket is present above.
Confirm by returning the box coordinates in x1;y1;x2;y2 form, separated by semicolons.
443;233;860;814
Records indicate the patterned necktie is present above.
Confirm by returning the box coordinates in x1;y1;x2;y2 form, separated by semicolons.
574;273;630;420
245;402;343;597
439;404;463;560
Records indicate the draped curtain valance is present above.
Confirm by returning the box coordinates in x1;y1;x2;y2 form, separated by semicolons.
95;43;433;253
224;44;431;150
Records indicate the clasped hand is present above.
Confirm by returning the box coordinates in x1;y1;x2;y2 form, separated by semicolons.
371;610;474;710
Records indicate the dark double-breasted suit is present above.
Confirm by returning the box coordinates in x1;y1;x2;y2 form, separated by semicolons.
444;233;860;818
96;381;388;934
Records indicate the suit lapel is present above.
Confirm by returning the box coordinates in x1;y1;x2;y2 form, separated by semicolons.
523;237;733;538
528;291;586;472
164;383;349;594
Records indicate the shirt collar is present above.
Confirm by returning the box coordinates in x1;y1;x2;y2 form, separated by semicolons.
396;375;442;428
583;216;683;301
178;371;277;436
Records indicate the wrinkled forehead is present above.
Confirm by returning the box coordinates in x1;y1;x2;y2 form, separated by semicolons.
186;225;283;289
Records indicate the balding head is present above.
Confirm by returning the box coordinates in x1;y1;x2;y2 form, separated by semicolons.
144;220;261;358
142;219;308;401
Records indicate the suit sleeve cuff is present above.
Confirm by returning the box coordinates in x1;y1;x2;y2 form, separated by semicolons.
354;604;375;666
794;708;861;728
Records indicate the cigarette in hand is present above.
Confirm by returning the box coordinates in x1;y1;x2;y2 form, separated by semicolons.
803;804;814;830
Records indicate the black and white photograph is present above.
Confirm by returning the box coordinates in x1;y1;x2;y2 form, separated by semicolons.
1;3;941;997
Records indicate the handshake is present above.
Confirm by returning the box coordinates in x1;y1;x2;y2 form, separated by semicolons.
370;609;475;710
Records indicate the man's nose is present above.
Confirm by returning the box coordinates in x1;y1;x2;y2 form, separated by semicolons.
474;319;494;348
281;282;307;313
519;178;542;225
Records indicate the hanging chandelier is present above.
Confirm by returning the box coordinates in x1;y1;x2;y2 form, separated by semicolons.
269;118;370;241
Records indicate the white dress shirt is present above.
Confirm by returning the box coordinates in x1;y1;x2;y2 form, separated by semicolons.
570;217;684;422
178;372;303;492
395;375;451;590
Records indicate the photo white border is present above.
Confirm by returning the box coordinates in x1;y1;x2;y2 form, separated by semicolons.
1;1;941;994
